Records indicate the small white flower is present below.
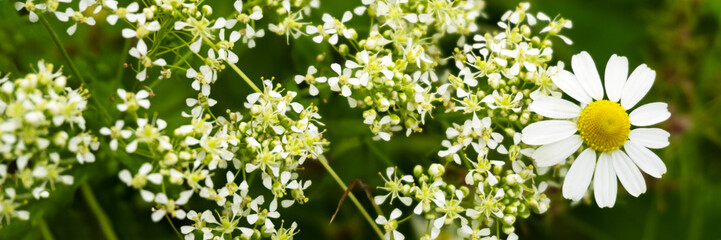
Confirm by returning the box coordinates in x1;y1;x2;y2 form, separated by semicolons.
129;40;166;81
186;65;216;96
99;120;132;150
242;24;265;48
375;167;413;206
216;29;241;63
294;66;326;96
106;2;139;25
375;208;404;240
116;88;151;112
121;18;160;39
54;8;96;35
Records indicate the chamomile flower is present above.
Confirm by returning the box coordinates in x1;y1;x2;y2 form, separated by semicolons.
522;51;670;207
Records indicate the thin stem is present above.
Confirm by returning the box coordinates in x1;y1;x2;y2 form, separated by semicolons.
38;217;55;240
112;38;132;91
364;137;394;168
165;211;184;239
80;183;119;240
39;14;85;85
317;155;384;239
39;14;112;123
202;38;262;93
226;62;262;93
208;34;378;238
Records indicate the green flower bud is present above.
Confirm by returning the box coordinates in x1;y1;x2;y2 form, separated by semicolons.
428;163;444;177
413;165;424;177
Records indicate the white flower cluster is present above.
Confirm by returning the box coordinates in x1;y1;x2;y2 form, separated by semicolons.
295;0;485;141
15;0;331;235
14;0;316;88
105;79;327;239
374;164;541;240
372;3;573;239
0;60;98;223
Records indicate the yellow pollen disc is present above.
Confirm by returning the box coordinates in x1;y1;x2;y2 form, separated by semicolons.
577;100;630;152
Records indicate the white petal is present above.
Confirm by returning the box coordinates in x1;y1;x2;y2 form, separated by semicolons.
151;210;166;222
521;120;577;145
628;128;670;149
309;84;319;96
562;148;596;201
532;135;583;167
611;150;646;197
67;24;77;35
118;170;132;185
341;86;351;97
529;96;581;119
593;152;617;208
390;208;402;220
621;64;655;109
136;68;147;81
122;28;137;38
624;140;666;178
147;173;163;184
374;193;389;205
140;189;155;202
551;70;592;104
137;39;147;55
375;216;387;225
571;51;604;100
125;140;138;153
136;90;149;99
629;102;670;127
139;163;153;175
604;54;628;102
190;38;202;53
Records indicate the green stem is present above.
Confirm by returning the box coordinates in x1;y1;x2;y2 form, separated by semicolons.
202;39;262;93
364;137;394;168
38;217;55;240
39;14;112;124
165;211;184;239
317;155;384;239
226;62;262;93
80;183;119;240
112;38;132;91
39;14;85;85
207;34;378;238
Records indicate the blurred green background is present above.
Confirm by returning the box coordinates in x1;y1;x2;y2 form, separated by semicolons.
1;0;720;239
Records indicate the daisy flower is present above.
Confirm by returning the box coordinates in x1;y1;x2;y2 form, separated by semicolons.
522;51;670;208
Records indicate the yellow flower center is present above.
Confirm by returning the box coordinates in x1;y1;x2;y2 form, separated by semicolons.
577;100;630;152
